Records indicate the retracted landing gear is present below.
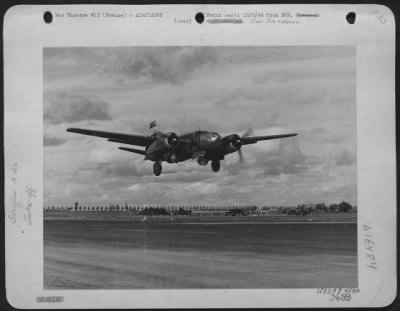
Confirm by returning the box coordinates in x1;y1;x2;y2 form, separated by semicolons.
211;160;220;172
153;162;162;176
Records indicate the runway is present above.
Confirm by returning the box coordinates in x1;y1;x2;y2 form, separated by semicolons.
44;219;357;289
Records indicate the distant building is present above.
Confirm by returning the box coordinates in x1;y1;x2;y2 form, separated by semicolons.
44;202;354;215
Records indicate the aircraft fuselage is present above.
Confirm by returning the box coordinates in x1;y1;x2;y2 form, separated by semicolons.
146;130;231;163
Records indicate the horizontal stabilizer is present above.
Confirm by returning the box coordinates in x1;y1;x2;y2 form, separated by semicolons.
118;147;146;155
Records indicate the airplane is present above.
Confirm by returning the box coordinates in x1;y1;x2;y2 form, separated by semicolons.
67;121;297;176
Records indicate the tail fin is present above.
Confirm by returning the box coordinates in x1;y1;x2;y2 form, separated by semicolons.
149;120;157;130
149;120;157;134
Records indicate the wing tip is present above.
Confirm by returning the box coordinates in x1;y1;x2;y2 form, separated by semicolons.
66;127;87;134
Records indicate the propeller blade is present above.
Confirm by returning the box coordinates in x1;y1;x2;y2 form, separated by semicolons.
238;148;244;163
242;128;254;137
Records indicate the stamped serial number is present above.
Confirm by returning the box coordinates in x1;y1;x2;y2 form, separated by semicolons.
317;288;360;301
36;296;64;303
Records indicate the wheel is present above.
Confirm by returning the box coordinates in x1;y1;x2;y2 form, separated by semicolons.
197;157;208;166
153;162;162;176
211;160;220;172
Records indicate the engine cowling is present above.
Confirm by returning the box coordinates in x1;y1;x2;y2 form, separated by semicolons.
223;134;242;150
165;132;179;149
230;134;242;149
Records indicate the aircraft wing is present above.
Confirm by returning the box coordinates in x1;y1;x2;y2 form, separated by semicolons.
66;128;153;147
242;133;297;145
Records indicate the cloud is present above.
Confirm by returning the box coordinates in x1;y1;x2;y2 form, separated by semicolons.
171;116;224;134
102;163;143;177
106;47;217;84
141;169;213;184
43;135;67;147
44;92;112;124
303;126;345;144
128;184;143;191
86;159;149;179
182;182;219;195
253;112;280;127
260;139;309;176
43;46;357;207
88;148;116;164
323;135;345;144
251;50;356;85
222;136;310;178
213;89;267;109
335;150;356;166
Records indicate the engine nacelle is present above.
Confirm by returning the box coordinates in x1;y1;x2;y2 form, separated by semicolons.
165;132;179;149
224;134;242;150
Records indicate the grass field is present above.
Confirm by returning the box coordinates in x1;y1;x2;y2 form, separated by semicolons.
44;219;357;289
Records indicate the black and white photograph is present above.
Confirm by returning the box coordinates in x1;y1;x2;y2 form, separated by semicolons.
4;4;396;309
43;46;358;289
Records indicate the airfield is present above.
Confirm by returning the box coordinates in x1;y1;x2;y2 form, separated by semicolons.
44;213;357;289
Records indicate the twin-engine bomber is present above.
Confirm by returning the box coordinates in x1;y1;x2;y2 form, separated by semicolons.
67;122;297;176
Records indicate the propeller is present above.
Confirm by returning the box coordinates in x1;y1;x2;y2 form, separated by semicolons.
242;128;254;137
238;149;244;163
222;128;254;163
237;128;253;163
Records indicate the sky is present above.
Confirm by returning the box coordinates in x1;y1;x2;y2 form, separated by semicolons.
43;46;357;207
